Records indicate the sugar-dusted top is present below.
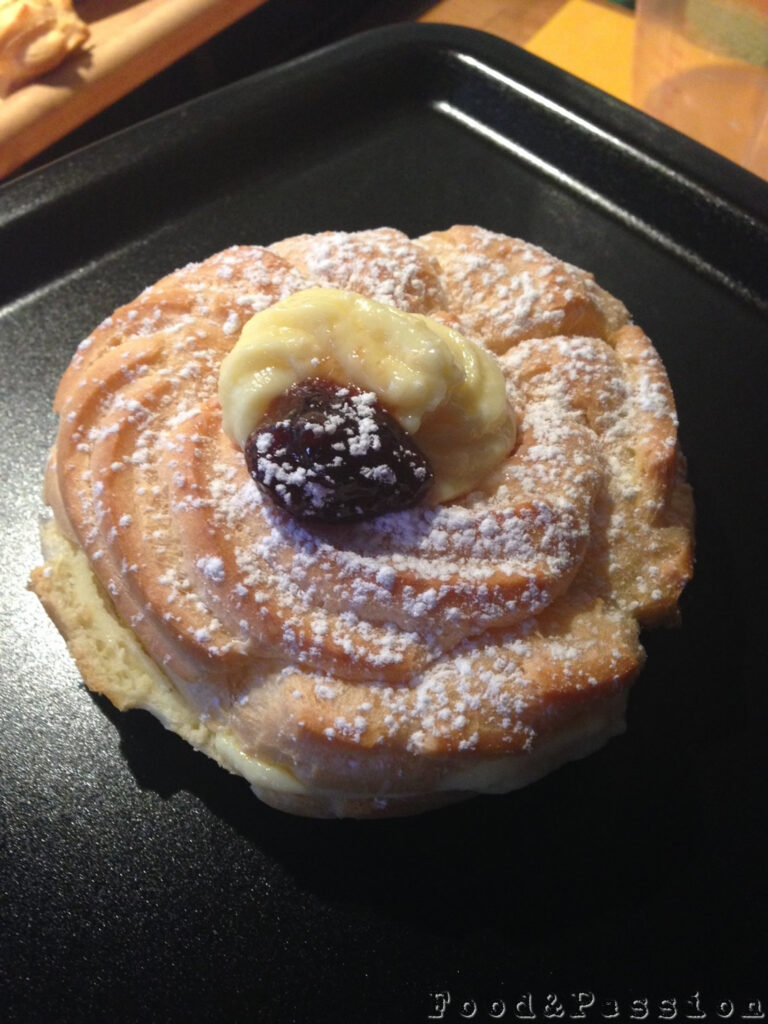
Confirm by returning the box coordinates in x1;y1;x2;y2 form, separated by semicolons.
46;226;693;787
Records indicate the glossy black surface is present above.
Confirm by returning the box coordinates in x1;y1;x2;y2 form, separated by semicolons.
1;25;767;1024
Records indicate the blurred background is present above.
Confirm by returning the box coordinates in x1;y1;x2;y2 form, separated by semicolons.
1;0;765;183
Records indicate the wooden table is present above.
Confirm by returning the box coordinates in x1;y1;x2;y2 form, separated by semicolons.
420;0;634;102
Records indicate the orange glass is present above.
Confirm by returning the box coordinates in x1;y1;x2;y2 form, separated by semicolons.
633;0;768;179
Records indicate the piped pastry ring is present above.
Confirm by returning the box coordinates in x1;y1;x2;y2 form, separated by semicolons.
31;226;694;817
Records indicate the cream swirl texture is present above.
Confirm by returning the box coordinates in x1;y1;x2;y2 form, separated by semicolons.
218;287;517;503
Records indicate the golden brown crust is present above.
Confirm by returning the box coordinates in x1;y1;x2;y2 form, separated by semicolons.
417;225;630;352
31;226;694;817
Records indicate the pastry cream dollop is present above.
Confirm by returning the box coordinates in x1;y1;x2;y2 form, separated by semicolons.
218;287;516;503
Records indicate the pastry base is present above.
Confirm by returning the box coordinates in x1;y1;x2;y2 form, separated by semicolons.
31;517;629;818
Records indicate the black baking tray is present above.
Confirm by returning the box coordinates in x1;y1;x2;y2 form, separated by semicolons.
2;24;767;1024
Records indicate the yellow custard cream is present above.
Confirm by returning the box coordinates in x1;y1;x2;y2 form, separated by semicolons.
219;287;516;502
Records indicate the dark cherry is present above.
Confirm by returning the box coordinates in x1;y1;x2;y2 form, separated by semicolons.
244;378;433;522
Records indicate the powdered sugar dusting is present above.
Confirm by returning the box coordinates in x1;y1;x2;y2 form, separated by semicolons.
49;229;691;783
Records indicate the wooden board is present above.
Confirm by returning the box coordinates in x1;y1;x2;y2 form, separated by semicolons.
0;0;267;179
